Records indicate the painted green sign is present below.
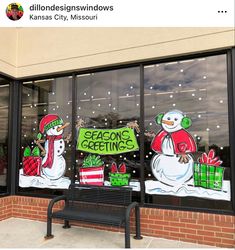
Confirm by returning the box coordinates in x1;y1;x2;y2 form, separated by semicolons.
77;127;139;155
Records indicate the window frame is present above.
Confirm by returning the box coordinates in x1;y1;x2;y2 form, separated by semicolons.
0;75;12;196
7;48;234;214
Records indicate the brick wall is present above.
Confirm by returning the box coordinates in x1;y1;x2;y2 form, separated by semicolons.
140;208;235;248
0;195;234;248
0;196;12;220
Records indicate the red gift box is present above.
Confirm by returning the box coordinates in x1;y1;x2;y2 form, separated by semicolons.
23;156;42;176
79;166;104;186
22;146;42;176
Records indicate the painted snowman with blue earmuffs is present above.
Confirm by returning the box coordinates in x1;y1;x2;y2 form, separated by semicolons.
150;110;197;186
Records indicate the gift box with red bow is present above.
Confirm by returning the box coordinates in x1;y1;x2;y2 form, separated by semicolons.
193;149;224;190
109;162;131;186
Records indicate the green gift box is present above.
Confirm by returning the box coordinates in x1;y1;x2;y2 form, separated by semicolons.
193;163;224;191
109;172;131;186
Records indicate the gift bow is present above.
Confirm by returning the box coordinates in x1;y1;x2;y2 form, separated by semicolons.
111;162;126;173
198;149;222;166
23;146;40;157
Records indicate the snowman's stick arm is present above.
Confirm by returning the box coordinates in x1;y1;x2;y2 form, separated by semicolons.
178;154;189;164
144;131;156;138
37;139;45;143
126;121;140;133
34;140;46;156
76;119;85;129
64;133;72;143
64;119;85;143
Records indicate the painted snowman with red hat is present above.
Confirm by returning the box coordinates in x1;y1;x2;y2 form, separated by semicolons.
39;114;70;180
150;110;197;186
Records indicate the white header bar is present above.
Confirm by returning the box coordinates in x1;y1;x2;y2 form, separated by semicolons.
0;0;234;27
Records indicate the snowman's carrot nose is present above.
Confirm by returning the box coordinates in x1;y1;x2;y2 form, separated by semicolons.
57;122;70;132
162;120;174;126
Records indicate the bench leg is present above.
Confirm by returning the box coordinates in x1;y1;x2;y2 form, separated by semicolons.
133;206;143;240
63;220;71;229
125;221;130;248
44;217;54;239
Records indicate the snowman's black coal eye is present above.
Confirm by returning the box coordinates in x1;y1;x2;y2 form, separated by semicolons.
53;127;55;130
167;117;170;120
174;118;178;121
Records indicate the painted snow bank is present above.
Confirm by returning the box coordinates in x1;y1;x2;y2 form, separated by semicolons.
145;179;231;201
19;169;71;189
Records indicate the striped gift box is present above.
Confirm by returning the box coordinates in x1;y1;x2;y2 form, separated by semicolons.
79;166;104;186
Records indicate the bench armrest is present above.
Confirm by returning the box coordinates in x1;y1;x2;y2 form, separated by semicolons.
125;201;139;221
47;195;67;218
125;201;142;242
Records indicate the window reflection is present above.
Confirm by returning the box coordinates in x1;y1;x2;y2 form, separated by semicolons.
19;77;72;192
0;79;9;193
76;68;141;197
15;53;233;210
144;54;232;210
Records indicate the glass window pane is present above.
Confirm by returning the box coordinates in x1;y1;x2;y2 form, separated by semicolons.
144;54;232;211
0;79;9;193
76;68;141;200
19;77;72;194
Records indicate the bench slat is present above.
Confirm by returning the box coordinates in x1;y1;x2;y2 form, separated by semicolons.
53;207;125;226
67;184;132;206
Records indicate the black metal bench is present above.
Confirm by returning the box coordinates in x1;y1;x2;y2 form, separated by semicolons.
45;184;142;248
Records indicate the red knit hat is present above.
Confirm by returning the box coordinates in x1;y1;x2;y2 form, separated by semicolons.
39;114;63;133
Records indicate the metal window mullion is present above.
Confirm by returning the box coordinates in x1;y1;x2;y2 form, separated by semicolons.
8;81;21;195
227;48;235;212
71;74;77;184
139;64;145;204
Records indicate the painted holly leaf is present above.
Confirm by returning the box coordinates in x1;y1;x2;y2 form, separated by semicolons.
23;146;31;157
119;163;126;173
82;154;104;167
37;133;42;140
32;146;40;157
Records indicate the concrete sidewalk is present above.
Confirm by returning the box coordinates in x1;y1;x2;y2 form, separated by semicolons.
0;218;213;248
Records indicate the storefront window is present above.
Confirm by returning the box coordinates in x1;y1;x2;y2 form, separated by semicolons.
144;54;232;210
16;52;234;212
19;77;72;193
0;78;9;193
76;68;141;199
